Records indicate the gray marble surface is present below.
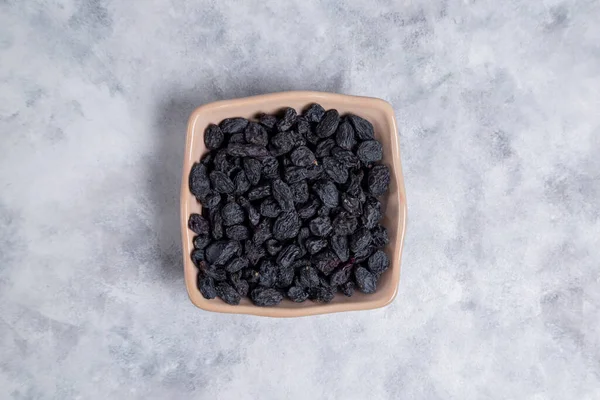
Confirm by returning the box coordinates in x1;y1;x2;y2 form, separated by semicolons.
1;1;599;399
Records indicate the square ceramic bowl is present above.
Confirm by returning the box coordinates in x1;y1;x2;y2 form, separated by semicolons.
181;91;407;317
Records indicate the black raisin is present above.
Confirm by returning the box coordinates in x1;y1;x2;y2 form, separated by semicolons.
273;210;300;241
209;206;224;240
204;124;224;150
315;138;336;158
313;180;339;208
243;267;261;284
362;197;382;229
260;197;281;218
229;271;249;297
225;225;250;240
341;193;362;216
371;224;389;248
233;170;250;195
259;113;277;129
205;240;240;266
332;147;360;169
191;248;205;266
265;239;282;256
331;235;349;262
188;213;210;235
275;265;295;288
357;140;383;164
221;202;245;226
368;250;389;275
309;216;333;237
290;181;309;204
215;282;241;305
276;244;300;268
312;249;340;275
270;132;295;155
335;120;356;150
298;266;320;288
210;171;235;194
272;179;294;211
305;237;328;254
258;260;277;287
290;146;317;167
238;197;260;226
303;103;325;123
243;157;262;185
350;228;372;254
296;116;310;134
253;218;273;245
225;256;249;273
193;234;211;250
198;274;217;299
251;287;283;306
287;286;309;302
245;241;266;265
276;107;297;131
244;122;269;146
189;162;211;199
368;165;391;196
248;185;271;201
354;266;376;294
305;164;324;181
340;281;355;297
333;212;358;235
308;286;335;302
298;197;320;219
330;263;352;286
347;114;374;140
262;156;280;179
229;133;245;144
316;109;340;138
219;117;249;134
227;143;270;158
323;157;348;184
283;166;308;184
296;226;310;257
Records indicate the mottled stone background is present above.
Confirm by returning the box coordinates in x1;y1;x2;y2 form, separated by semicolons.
1;0;599;399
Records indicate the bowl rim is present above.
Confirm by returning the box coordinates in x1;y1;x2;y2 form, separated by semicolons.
180;91;407;317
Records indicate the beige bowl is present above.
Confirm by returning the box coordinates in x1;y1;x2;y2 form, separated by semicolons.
181;91;407;317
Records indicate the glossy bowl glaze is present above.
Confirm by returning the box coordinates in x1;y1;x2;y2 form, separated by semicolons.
181;91;407;317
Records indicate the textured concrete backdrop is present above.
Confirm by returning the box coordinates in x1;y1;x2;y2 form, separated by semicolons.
1;0;599;399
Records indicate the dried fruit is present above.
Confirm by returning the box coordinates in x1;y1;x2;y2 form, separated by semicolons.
287;286;309;302
309;216;333;237
305;237;328;254
368;165;391;196
225;225;250;240
333;212;358;236
210;171;235;194
354;267;376;293
238;197;260;226
276;244;300;268
283;166;308;183
204;124;225;150
313;180;339;208
251;287;283;306
350;228;372;254
253;218;273;245
323;157;348;184
312;250;340;275
244;122;268;146
347;114;374;140
265;239;282;256
225;256;249;273
316;109;340;138
315;138;336;158
248;185;271;201
368;250;389;275
357;140;383;164
189;163;211;199
209;206;224;240
290;146;317;167
340;281;355;297
276;107;297;132
330;264;352;286
220;117;249;134
215;282;241;305
230;271;249;296
193;235;211;250
335;120;356;150
188;213;210;235
273;211;300;240
260;197;282;218
272;179;294;211
198;274;217;299
330;235;349;262
205;240;240;266
221;202;245;226
371;224;389;247
362;197;382;229
290;181;309;204
303;103;325;123
243;157;262;185
227;143;270;158
259;113;277;129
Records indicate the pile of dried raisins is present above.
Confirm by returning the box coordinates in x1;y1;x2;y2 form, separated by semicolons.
188;104;391;306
